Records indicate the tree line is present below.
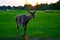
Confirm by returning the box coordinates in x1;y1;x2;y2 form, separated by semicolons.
0;0;60;10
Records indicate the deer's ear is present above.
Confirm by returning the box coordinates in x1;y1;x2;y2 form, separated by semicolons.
33;10;36;13
27;10;31;13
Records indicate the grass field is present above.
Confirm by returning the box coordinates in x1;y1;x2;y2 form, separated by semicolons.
0;10;60;40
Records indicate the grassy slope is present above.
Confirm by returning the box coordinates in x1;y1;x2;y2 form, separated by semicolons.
0;10;60;37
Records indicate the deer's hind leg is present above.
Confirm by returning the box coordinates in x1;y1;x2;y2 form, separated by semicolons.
16;22;21;38
16;17;21;32
22;23;27;35
16;22;21;32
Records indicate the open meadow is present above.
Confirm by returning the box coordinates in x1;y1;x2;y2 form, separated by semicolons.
0;10;60;40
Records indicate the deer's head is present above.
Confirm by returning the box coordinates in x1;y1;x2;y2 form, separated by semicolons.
28;10;36;19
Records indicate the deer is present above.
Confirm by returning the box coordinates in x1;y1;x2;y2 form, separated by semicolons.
16;10;36;35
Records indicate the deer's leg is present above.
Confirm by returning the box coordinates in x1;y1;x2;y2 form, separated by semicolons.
24;25;26;35
23;24;27;35
16;22;21;32
16;22;21;39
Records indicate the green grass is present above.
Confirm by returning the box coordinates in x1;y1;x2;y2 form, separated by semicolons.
0;10;60;38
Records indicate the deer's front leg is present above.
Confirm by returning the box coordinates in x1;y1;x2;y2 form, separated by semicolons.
23;24;27;35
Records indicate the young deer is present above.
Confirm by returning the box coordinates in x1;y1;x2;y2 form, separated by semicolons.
16;10;36;35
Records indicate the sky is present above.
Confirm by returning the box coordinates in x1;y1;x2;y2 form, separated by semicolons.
0;0;59;6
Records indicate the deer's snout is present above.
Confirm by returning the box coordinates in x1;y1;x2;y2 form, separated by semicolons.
33;16;35;19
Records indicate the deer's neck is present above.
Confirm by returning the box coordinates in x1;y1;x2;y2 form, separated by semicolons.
27;15;32;21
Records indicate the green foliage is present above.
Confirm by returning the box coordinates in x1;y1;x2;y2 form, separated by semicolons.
24;0;60;10
0;0;60;10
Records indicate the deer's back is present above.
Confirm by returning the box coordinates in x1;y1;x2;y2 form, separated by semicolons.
16;14;28;24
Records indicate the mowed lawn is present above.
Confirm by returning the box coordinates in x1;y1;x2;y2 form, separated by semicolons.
0;10;60;38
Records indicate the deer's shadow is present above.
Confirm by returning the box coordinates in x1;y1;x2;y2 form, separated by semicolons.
0;35;60;40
